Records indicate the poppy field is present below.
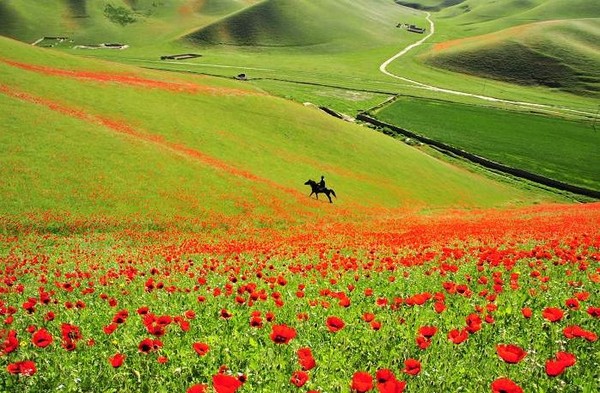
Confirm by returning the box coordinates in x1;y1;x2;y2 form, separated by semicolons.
1;203;599;393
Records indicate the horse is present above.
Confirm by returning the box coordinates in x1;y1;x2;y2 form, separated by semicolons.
304;179;337;203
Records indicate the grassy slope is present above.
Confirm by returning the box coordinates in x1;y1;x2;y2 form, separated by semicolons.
0;37;560;222
424;19;600;97
0;0;253;46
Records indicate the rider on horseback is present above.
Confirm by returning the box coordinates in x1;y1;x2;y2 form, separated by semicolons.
317;175;326;191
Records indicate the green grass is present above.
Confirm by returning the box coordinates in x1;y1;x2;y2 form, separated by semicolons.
423;19;600;97
1;36;563;220
374;96;600;191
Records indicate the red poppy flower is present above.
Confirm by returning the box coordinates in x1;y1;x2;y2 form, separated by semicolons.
157;356;168;364
565;298;580;310
563;325;597;342
587;306;600;318
418;326;437;338
434;302;446;313
290;370;309;387
270;324;297;344
403;358;421;376
109;353;125;368
0;330;18;355
363;313;375;323
545;359;567;377
103;323;118;335
542;307;564;322
187;384;208;393
521;307;532;318
213;373;243;393
370;321;382;331
297;347;316;371
138;338;154;353
416;335;431;350
376;369;395;384
378;379;406;393
6;360;36;376
193;342;210;356
32;328;53;348
556;351;576;367
490;377;523;393
496;344;526;364
351;371;373;392
448;328;469;344
326;316;345;332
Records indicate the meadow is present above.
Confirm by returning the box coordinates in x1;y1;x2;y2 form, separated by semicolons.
0;1;599;392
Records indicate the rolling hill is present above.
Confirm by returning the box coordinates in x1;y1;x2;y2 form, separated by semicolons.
0;36;561;224
395;0;600;97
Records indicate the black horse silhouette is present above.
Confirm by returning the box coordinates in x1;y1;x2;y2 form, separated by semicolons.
304;179;337;203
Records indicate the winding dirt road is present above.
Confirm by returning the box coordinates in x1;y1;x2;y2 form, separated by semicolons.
379;12;595;117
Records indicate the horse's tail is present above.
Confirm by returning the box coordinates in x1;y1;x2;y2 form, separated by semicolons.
331;189;336;198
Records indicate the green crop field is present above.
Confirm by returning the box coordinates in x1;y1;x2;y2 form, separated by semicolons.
374;96;600;191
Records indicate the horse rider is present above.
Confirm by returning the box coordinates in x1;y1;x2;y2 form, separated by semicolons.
317;175;326;191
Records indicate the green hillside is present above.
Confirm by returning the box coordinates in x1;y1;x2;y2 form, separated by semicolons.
0;37;561;222
183;0;419;51
0;0;254;46
424;19;600;97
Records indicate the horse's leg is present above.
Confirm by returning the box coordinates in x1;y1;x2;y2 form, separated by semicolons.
326;192;332;203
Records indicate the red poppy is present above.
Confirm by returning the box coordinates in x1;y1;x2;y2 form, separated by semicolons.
187;384;208;393
193;342;210;356
375;369;395;384
326;316;345;332
270;324;297;344
297;347;316;371
6;360;36;376
587;306;600;318
434;302;446;313
103;323;118;335
403;358;421;376
556;351;576;367
416;335;431;350
213;373;243;393
496;344;526;364
0;330;18;355
542;307;564;322
370;321;382;331
351;371;373;392
563;325;597;342
418;326;437;338
109;353;125;368
521;307;532;319
378;379;406;393
448;328;469;344
32;328;53;348
157;356;168;364
138;338;154;353
545;359;567;377
363;313;375;323
290;370;309;387
490;377;523;393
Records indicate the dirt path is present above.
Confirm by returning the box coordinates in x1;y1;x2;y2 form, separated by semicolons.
379;11;596;118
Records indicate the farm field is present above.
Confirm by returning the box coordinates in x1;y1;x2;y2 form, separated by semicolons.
373;96;600;192
1;1;599;392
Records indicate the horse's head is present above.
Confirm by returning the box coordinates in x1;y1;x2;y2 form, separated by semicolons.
304;179;314;186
